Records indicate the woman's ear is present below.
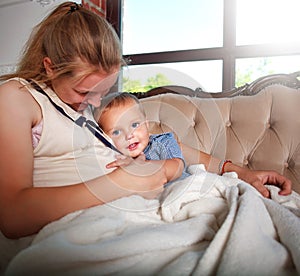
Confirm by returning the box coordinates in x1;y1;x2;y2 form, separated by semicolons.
43;57;53;76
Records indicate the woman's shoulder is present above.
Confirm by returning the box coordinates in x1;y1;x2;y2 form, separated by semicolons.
0;78;28;95
0;78;41;121
0;78;35;100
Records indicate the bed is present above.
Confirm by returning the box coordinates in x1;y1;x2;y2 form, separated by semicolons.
1;72;300;275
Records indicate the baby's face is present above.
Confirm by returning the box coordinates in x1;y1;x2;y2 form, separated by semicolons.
100;101;150;157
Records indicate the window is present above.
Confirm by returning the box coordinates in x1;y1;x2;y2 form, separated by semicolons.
107;0;300;92
235;55;300;87
122;0;223;54
236;0;300;46
122;61;223;92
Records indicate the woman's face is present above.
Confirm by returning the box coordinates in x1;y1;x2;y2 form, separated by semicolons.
51;68;119;112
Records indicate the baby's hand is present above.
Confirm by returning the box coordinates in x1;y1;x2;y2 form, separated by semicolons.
106;155;133;169
106;153;146;169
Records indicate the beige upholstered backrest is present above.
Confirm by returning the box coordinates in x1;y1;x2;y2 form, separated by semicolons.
140;84;300;193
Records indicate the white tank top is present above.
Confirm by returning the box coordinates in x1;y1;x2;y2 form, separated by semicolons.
17;78;116;187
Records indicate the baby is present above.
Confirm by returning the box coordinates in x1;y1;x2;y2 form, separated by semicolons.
96;92;190;183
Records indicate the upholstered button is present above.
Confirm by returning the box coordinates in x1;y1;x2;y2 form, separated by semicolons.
226;121;231;127
266;123;271;128
243;159;249;165
289;159;295;169
190;121;195;127
284;162;289;168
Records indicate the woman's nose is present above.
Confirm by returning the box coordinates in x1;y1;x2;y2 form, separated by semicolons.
87;94;102;107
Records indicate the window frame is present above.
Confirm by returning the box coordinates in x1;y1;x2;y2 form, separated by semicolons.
107;0;300;91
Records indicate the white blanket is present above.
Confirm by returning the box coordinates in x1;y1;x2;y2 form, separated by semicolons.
3;165;300;275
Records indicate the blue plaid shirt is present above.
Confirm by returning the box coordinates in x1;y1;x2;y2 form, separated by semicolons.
143;132;190;181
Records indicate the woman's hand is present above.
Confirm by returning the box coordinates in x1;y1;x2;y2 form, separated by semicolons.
229;164;292;198
90;155;167;202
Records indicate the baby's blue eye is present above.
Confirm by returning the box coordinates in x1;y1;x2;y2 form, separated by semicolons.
112;130;121;136
132;122;140;128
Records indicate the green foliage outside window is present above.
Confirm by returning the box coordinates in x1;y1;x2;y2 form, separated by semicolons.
235;58;275;87
122;58;278;92
123;73;171;93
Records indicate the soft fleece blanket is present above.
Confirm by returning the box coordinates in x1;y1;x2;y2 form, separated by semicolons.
2;165;300;275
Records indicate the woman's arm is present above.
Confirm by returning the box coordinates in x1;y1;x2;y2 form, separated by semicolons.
0;167;166;239
160;158;184;181
0;82;166;238
106;155;184;182
180;143;292;197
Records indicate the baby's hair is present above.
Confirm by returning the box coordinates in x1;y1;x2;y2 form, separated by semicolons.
96;92;146;125
101;92;140;108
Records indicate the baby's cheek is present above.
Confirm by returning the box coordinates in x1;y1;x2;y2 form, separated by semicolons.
113;138;124;150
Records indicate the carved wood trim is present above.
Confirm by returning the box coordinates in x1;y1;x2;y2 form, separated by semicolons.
134;85;196;99
135;71;300;99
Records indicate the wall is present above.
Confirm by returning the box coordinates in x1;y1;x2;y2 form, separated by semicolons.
0;0;81;75
82;0;106;17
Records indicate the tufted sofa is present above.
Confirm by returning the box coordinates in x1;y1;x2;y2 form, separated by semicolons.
138;72;300;194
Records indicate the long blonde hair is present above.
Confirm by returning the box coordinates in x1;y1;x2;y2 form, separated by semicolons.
0;1;123;84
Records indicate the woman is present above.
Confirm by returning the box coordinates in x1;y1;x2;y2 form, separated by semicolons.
0;2;291;239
